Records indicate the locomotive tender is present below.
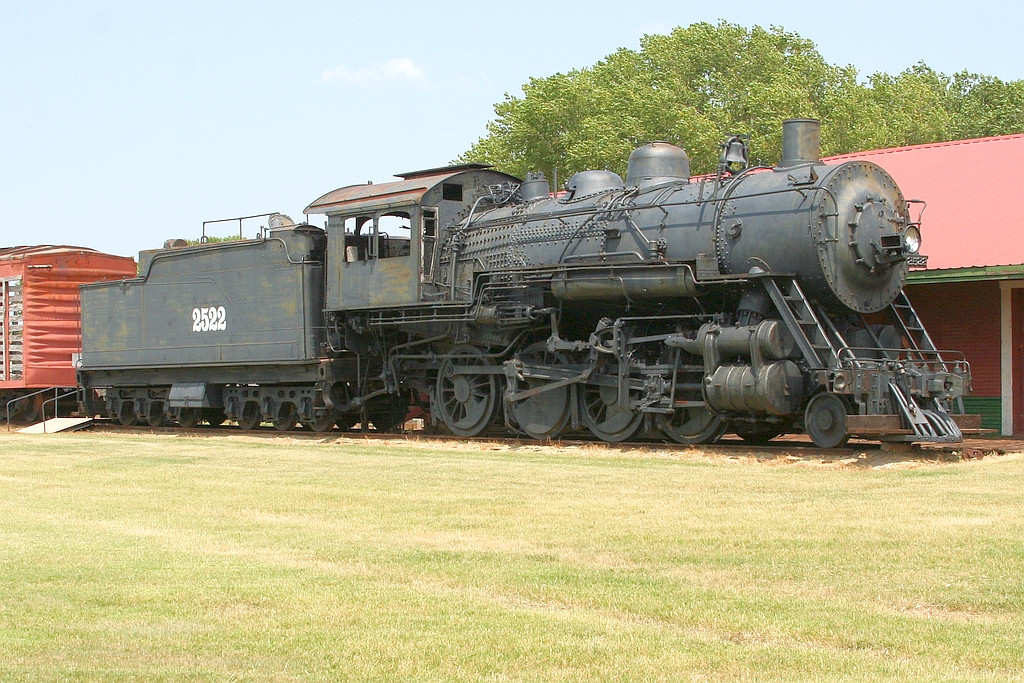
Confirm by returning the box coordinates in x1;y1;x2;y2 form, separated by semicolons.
79;119;974;447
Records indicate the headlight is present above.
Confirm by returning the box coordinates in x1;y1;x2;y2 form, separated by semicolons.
903;226;922;254
833;372;848;391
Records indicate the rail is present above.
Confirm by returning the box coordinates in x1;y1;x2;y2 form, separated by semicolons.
38;388;87;433
833;348;970;374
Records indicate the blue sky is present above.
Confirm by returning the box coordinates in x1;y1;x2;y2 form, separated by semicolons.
2;0;1022;258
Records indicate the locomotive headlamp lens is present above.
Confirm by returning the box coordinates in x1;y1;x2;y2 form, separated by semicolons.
903;226;922;254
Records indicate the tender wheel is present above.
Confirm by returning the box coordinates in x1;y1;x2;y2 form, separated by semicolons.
204;409;227;427
177;408;201;429
804;393;850;448
305;408;338;433
578;378;643;442
273;403;298;432
509;342;571;440
657;406;725;445
116;401;140;426
436;346;498;437
237;401;261;430
145;402;167;428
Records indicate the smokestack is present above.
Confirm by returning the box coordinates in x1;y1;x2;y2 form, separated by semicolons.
778;118;820;168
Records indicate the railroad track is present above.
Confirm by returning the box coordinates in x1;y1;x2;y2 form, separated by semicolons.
4;416;1010;460
77;419;1010;461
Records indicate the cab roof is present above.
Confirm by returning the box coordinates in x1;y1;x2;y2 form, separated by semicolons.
304;165;518;216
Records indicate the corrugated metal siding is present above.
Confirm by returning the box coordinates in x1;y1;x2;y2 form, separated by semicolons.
906;281;1000;396
0;248;136;389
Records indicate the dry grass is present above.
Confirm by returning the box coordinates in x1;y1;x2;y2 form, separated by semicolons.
1;430;1023;680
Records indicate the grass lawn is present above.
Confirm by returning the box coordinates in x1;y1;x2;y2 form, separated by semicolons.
1;431;1022;680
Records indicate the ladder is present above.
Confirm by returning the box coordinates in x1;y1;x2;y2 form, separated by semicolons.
762;277;838;369
889;291;949;372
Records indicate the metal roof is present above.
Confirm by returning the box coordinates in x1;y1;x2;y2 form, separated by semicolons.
305;167;499;216
0;245;101;261
907;263;1024;284
825;134;1024;271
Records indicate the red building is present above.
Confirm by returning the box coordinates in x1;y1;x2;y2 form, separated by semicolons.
828;135;1024;434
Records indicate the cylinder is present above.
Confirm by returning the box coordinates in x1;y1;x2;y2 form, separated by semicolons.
707;320;796;361
704;360;803;415
779;118;820;168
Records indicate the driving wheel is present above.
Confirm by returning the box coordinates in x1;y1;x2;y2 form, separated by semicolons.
436;346;498;437
509;342;572;440
578;374;643;442
656;406;724;444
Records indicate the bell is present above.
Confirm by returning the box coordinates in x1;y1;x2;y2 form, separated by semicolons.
721;136;748;166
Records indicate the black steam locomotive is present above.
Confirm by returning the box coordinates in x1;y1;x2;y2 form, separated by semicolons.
79;119;973;447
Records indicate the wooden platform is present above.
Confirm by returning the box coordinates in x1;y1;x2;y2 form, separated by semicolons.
18;417;94;434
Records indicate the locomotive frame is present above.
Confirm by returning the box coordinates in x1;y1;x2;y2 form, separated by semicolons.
78;120;976;447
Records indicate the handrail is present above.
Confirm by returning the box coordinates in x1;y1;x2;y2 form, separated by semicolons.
5;386;70;427
833;348;970;372
40;388;86;433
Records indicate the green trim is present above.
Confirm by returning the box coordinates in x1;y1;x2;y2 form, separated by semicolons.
907;264;1024;284
961;397;1001;431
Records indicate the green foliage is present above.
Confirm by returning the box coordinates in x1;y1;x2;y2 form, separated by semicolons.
185;234;246;246
462;21;1024;181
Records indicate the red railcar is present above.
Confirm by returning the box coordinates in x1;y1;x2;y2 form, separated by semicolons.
1;246;136;422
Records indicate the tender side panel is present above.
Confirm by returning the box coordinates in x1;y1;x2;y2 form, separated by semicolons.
80;238;324;371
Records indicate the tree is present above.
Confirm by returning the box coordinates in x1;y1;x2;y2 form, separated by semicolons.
461;21;1024;181
946;71;1024;139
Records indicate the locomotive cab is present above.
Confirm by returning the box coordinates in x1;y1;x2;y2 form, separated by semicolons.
305;165;520;311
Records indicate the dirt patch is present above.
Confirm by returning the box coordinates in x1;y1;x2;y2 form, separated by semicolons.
319;433;1024;470
19;422;1024;470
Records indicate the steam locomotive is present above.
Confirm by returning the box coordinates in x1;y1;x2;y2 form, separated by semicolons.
78;119;974;447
